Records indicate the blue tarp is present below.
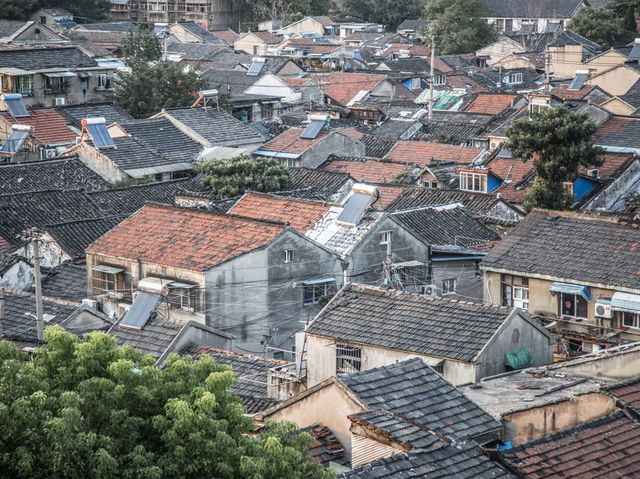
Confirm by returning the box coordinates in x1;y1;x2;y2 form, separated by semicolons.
549;282;591;302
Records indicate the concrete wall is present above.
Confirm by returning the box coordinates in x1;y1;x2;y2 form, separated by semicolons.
549;344;640;381
476;312;555;381
234;34;267;55
244;73;301;104
73;143;127;185
600;97;636;116
503;392;617;445
547;44;586;79
477;39;525;65
300;132;364;169
432;259;483;302
279;18;323;36
305;334;477;386
590;66;640;96
584;49;629;75
584;159;640;211
18;233;71;268
0;260;33;290
261;381;363;455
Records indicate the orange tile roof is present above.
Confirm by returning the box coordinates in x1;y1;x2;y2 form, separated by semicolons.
444;74;485;93
251;30;283;44
0;109;76;146
578;151;634;178
309;45;340;54
258;127;329;155
211;29;240;44
334;128;363;141
374;184;413;210
228;192;332;233
487;156;534;203
86;203;287;271
385;141;484;167
322;158;408;183
377;44;434;59
463;93;518;115
551;82;595;100
282;77;315;88
319;72;387;106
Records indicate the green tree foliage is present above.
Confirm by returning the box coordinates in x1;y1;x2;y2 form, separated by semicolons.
0;0;38;20
505;105;604;212
199;155;292;199
39;0;111;23
342;0;422;30
623;4;637;32
423;0;496;55
568;6;621;50
0;328;333;478
116;27;207;118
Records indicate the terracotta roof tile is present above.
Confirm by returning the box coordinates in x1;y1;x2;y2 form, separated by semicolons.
594;116;636;140
308;45;339;54
551;82;596;100
211;29;240;44
86;203;287;271
0;109;76;146
334;127;364;141
374;184;412;210
486;156;534;203
463;93;518;115
258;127;329;155
316;72;387;106
228;192;332;232
322;158;409;183
250;30;282;44
578;151;634;178
385;141;484;166
281;77;314;88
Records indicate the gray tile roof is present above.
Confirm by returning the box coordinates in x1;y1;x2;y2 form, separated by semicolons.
370;119;422;140
0;20;28;39
163;107;264;146
109;315;185;359
56;102;133;127
0;46;97;70
288;167;352;200
0;157;110;195
350;410;444;450
101;136;189;174
45;215;125;259
166;43;236;61
391;205;500;247
77;22;137;32
385;187;507;217
486;0;583;18
306;284;514;362
481;210;640;290
40;262;87;302
119;118;204;163
177;22;225;43
202;69;262;96
182;344;284;414
1;289;79;343
595;118;640;150
360;135;397;158
338;358;501;439
340;440;514;478
397;19;429;31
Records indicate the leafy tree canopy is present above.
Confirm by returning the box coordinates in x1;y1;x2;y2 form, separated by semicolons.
199;154;292;199
568;6;622;50
342;0;423;30
423;0;496;55
505;105;604;212
0;0;38;20
121;24;162;69
0;327;332;478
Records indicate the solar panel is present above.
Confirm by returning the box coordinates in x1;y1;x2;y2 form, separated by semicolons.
337;192;375;226
629;44;640;61
300;120;325;139
84;117;115;149
247;61;265;76
0;127;30;153
120;291;161;330
2;94;29;118
568;74;587;91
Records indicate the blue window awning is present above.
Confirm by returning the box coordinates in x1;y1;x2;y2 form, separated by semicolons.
550;282;591;302
303;277;335;285
611;291;640;313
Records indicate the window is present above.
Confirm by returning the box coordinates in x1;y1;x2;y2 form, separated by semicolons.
253;45;260;55
283;249;294;263
98;74;111;89
509;72;523;84
623;312;640;329
168;284;202;313
410;77;420;90
45;76;67;93
562;181;574;196
560;293;588;319
2;74;34;96
303;281;332;305
380;231;392;245
496;19;505;31
278;157;298;167
459;171;488;193
433;74;446;86
432;362;444;374
501;275;529;309
40;16;46;24
505;19;513;32
336;344;361;373
442;278;456;295
92;266;123;296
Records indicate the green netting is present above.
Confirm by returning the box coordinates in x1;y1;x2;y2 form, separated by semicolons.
504;348;534;370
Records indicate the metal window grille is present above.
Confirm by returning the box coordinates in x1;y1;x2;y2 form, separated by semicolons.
336;344;361;374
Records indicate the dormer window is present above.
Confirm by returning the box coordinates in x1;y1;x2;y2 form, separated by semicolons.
433;74;446;86
509;72;523;84
459;170;488;193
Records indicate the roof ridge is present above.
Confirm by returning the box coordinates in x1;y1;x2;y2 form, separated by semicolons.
190;345;289;364
1;286;81;307
44;214;126;228
241;190;336;207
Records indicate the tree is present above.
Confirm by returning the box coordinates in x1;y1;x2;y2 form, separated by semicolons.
423;0;496;55
343;0;422;31
0;0;38;20
198;155;292;199
505;105;604;212
623;4;637;33
0;327;333;478
568;7;621;50
121;24;162;69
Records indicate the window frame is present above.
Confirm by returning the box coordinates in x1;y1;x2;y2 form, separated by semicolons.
283;249;294;263
442;278;456;295
459;171;488;193
433;74;446;86
336;343;362;374
303;281;332;306
379;230;392;245
509;72;523;84
622;312;640;329
560;292;588;320
92;267;123;296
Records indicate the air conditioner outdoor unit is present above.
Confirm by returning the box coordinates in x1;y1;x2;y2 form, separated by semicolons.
595;301;613;318
422;284;437;296
44;148;56;159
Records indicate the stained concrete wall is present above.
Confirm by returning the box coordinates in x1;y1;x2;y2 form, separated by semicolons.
299;132;364;169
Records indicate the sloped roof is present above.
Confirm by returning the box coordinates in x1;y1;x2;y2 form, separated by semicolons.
0;157;109;195
594;116;640;150
391;205;500;247
211;29;240;44
76;22;136;32
40;262;88;303
246;30;282;44
338;358;501;439
228;192;332;233
500;411;640;478
0;20;29;40
303;424;350;467
481;209;640;290
306;284;514;362
98;136;189;176
321;157;409;183
45;215;125;259
176;22;224;43
0;109;76;146
318;72;387;106
161;107;264;146
109;316;185;358
86;203;287;271
258;127;329;155
289;167;351;193
397;19;429;31
551;82;597;101
463;93;518;115
385;141;484;166
56;102;133;127
0;45;97;70
604;376;640;414
360;134;397;158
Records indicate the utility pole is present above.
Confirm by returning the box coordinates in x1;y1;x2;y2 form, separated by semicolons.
428;36;435;122
30;229;44;342
0;288;4;341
